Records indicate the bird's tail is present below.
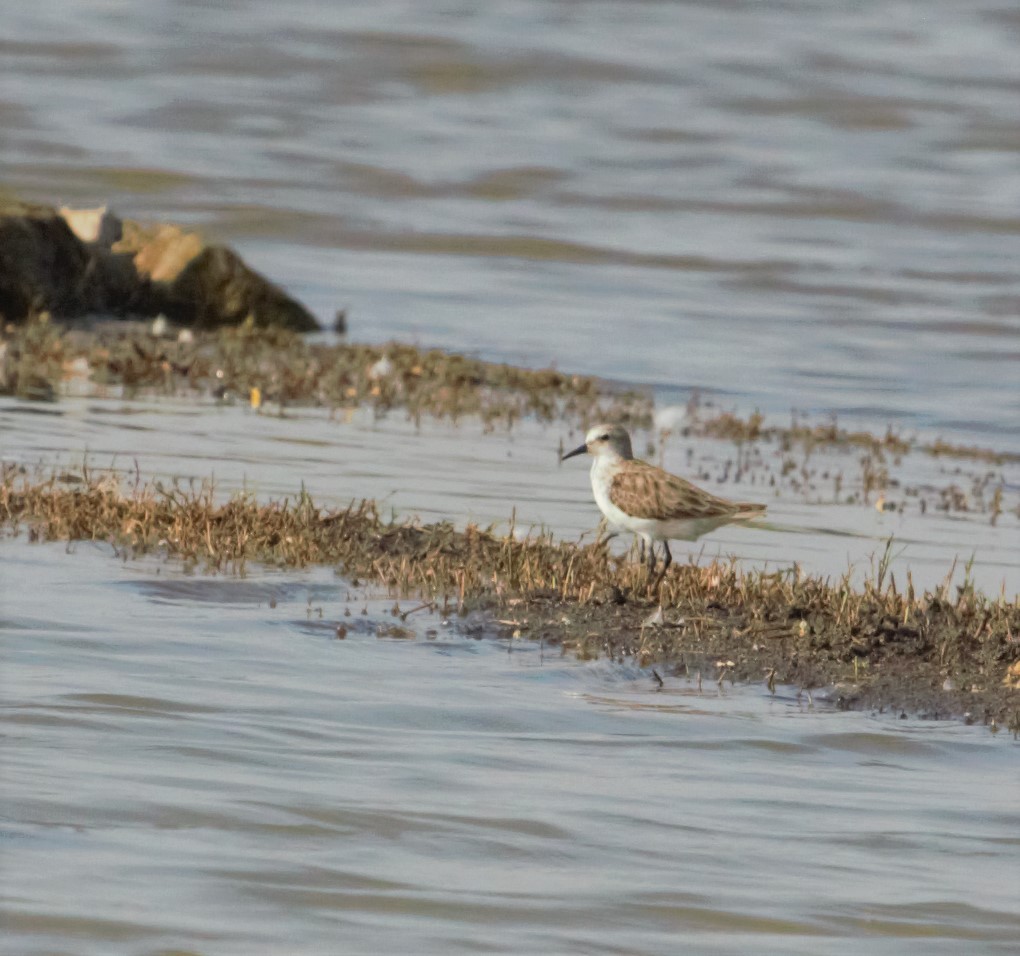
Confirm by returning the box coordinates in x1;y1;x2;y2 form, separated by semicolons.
732;502;767;520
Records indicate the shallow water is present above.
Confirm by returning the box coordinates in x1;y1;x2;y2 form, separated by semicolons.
4;3;1020;951
3;0;1020;450
3;543;1018;955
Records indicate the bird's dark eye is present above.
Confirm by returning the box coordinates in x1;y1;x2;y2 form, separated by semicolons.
599;433;609;441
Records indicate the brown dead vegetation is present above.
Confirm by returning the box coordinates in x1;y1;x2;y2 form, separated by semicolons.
675;400;1020;466
0;319;652;428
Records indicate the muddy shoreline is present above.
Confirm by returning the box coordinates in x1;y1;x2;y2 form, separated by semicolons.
4;465;1018;731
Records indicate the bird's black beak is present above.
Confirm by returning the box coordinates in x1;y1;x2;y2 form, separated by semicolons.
560;442;588;462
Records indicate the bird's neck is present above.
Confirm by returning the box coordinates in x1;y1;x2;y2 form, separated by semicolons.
590;453;625;479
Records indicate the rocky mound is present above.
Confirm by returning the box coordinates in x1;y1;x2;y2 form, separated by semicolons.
0;200;318;331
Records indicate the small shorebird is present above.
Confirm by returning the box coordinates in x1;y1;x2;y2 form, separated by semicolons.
561;422;766;576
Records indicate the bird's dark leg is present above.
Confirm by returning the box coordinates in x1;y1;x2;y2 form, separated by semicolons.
645;538;657;577
649;541;672;591
637;537;645;566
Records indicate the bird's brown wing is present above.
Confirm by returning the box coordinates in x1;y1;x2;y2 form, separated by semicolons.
610;459;765;520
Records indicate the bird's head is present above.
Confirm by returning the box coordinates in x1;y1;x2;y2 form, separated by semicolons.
561;422;634;462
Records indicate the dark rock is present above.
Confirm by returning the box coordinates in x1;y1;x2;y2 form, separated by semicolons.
169;245;319;331
0;201;318;331
0;202;103;318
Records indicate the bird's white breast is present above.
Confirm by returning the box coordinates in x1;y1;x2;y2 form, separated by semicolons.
590;459;659;539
